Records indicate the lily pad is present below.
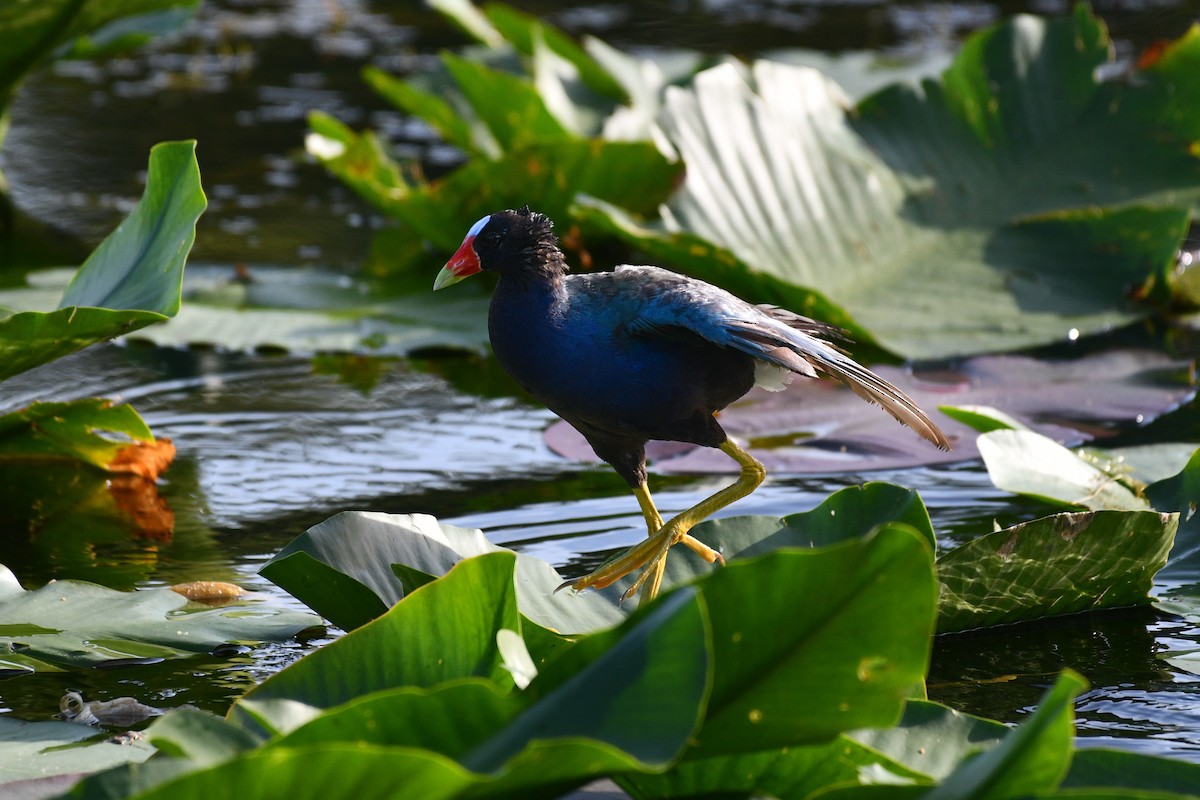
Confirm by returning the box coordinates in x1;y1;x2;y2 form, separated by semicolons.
580;7;1200;359
0;716;155;786
0;264;492;357
263;481;1175;640
0;564;320;671
936;509;1176;632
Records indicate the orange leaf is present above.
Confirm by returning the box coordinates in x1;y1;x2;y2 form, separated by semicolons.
108;437;176;480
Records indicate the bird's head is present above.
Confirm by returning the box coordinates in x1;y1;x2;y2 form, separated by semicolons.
433;206;559;290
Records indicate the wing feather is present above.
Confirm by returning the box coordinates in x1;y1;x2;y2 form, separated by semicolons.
601;266;951;451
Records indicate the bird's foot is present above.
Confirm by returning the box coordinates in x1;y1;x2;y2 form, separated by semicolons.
556;527;724;603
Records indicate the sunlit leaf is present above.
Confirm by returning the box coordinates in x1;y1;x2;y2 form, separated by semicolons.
0;399;173;478
271;588;708;794
582;8;1200;359
0;564;320;672
0;716;154;786
937;510;1176;633
688;525;936;754
976;430;1149;511
0;141;204;381
236;552;522;736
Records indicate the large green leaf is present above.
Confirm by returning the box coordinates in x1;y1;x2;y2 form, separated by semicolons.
265;482;1172;645
260;511;626;637
618;736;925;799
306;113;681;274
0;140;205;381
236;552;522;736
620;700;1009;798
261;485;929;639
582;8;1200;358
83;746;478;800
937;510;1176;633
270;588;708;794
921;670;1084;799
0;564;320;671
688;525;936;754
1062;747;1200;794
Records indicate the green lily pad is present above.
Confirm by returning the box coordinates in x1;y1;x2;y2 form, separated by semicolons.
270;587;708;780
0;140;205;381
236;552;523;736
264;481;1174;642
976;429;1150;511
0;564;320;671
937;510;1176;633
581;8;1200;359
0;716;155;786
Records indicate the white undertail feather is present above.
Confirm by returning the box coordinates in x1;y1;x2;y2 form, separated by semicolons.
753;361;794;392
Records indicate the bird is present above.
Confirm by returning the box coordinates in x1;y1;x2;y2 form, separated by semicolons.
434;207;950;604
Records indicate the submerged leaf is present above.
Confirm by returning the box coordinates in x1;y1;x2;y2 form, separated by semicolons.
937;510;1176;632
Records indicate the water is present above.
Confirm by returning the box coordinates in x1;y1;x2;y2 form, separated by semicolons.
2;0;1200;762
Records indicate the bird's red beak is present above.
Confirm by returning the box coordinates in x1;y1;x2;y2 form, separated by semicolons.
434;235;481;290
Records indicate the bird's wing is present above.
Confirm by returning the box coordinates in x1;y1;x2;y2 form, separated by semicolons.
608;266;951;451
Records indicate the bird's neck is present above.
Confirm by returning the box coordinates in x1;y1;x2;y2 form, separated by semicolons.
506;240;568;290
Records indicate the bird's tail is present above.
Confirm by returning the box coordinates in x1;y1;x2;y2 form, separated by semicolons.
733;307;952;451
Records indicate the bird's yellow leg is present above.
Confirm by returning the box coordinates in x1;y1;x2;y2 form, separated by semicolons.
567;440;764;602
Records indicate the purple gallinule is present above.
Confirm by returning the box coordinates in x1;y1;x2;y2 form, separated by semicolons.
435;207;950;602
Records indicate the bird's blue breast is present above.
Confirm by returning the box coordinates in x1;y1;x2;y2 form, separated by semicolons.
487;274;744;441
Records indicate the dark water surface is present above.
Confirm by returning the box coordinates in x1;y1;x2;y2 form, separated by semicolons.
3;0;1200;763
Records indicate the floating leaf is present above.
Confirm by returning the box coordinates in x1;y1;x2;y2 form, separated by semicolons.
0;716;154;786
937;510;1176;632
977;429;1150;511
0;564;320;671
272;588;708;783
237;552;522;736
